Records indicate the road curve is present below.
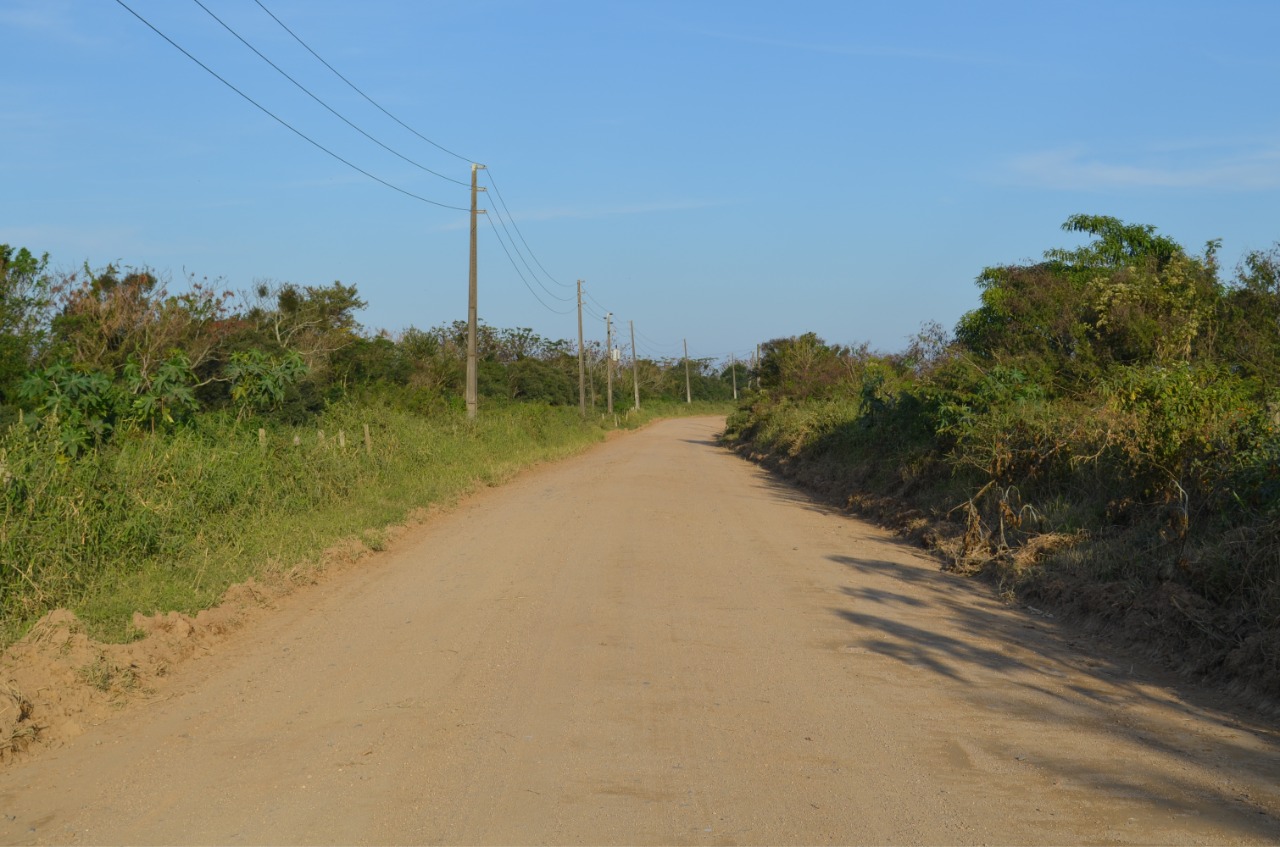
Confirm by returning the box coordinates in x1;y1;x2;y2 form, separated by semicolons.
1;416;1278;845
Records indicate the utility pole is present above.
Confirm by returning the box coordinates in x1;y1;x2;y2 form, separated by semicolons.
466;163;487;420
731;353;738;400
605;313;614;416
755;343;761;390
630;320;639;411
576;280;586;417
683;338;692;404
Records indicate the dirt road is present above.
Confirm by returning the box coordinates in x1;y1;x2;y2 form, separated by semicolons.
2;416;1279;845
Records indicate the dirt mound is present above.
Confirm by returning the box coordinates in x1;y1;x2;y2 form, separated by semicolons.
0;580;279;766
0;505;445;769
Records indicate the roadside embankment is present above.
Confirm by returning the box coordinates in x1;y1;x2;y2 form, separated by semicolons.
722;394;1280;713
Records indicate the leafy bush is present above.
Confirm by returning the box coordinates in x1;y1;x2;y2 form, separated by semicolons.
727;214;1280;693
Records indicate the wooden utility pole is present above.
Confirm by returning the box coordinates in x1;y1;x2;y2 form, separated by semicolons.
630;320;639;411
576;280;586;417
466;163;487;420
605;313;614;416
731;353;738;400
683;338;692;404
755;343;761;390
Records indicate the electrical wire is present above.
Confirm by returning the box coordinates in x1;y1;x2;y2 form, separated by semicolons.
485;169;573;289
484;214;574;315
250;1;593;321
123;0;614;333
576;282;608;318
252;0;472;163
191;0;468;187
635;327;683;354
632;341;663;360
113;0;468;212
583;287;612;315
250;2;588;319
483;182;572;303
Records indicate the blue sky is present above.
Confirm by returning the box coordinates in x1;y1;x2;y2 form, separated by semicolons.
3;1;1279;364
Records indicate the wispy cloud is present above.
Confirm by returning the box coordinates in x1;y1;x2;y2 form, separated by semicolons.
1004;144;1280;191
0;0;102;47
515;198;729;223
694;29;1005;67
0;224;163;262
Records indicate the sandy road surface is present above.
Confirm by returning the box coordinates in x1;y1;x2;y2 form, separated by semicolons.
2;416;1280;845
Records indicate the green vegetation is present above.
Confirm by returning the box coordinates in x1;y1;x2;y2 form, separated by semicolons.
725;215;1280;697
0;246;734;646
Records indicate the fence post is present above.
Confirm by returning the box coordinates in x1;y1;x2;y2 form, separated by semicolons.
363;423;373;456
338;430;346;449
258;428;266;452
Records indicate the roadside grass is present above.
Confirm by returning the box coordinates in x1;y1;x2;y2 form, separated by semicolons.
611;399;736;430
1;400;640;647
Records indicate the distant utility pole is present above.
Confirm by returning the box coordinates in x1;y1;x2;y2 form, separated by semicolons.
605;313;614;416
755;343;761;390
684;338;692;404
577;280;586;417
466;163;487;420
731;353;738;400
630;320;640;411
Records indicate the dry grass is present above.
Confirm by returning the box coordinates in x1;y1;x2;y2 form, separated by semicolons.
76;655;142;695
0;684;37;757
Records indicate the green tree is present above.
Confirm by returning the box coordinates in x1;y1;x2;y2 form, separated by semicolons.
0;245;53;408
1217;244;1280;389
757;333;847;399
956;214;1220;376
49;263;232;383
245;280;367;378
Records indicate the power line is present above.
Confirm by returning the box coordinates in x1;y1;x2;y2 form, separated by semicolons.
250;1;589;325
124;0;610;333
483;181;572;303
583;287;612;314
112;0;468;212
252;0;472;163
251;1;590;324
635;326;682;353
191;0;468;187
484;214;574;315
632;341;665;360
485;169;573;289
577;282;609;318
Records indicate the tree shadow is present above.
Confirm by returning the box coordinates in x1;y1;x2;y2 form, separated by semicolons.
733;466;845;518
826;551;1280;840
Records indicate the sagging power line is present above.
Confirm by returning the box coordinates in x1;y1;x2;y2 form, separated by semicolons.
114;1;700;415
112;0;468;211
484;214;574;316
191;0;468;187
252;0;473;163
239;3;585;322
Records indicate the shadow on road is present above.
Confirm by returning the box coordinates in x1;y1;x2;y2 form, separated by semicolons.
827;551;1280;840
